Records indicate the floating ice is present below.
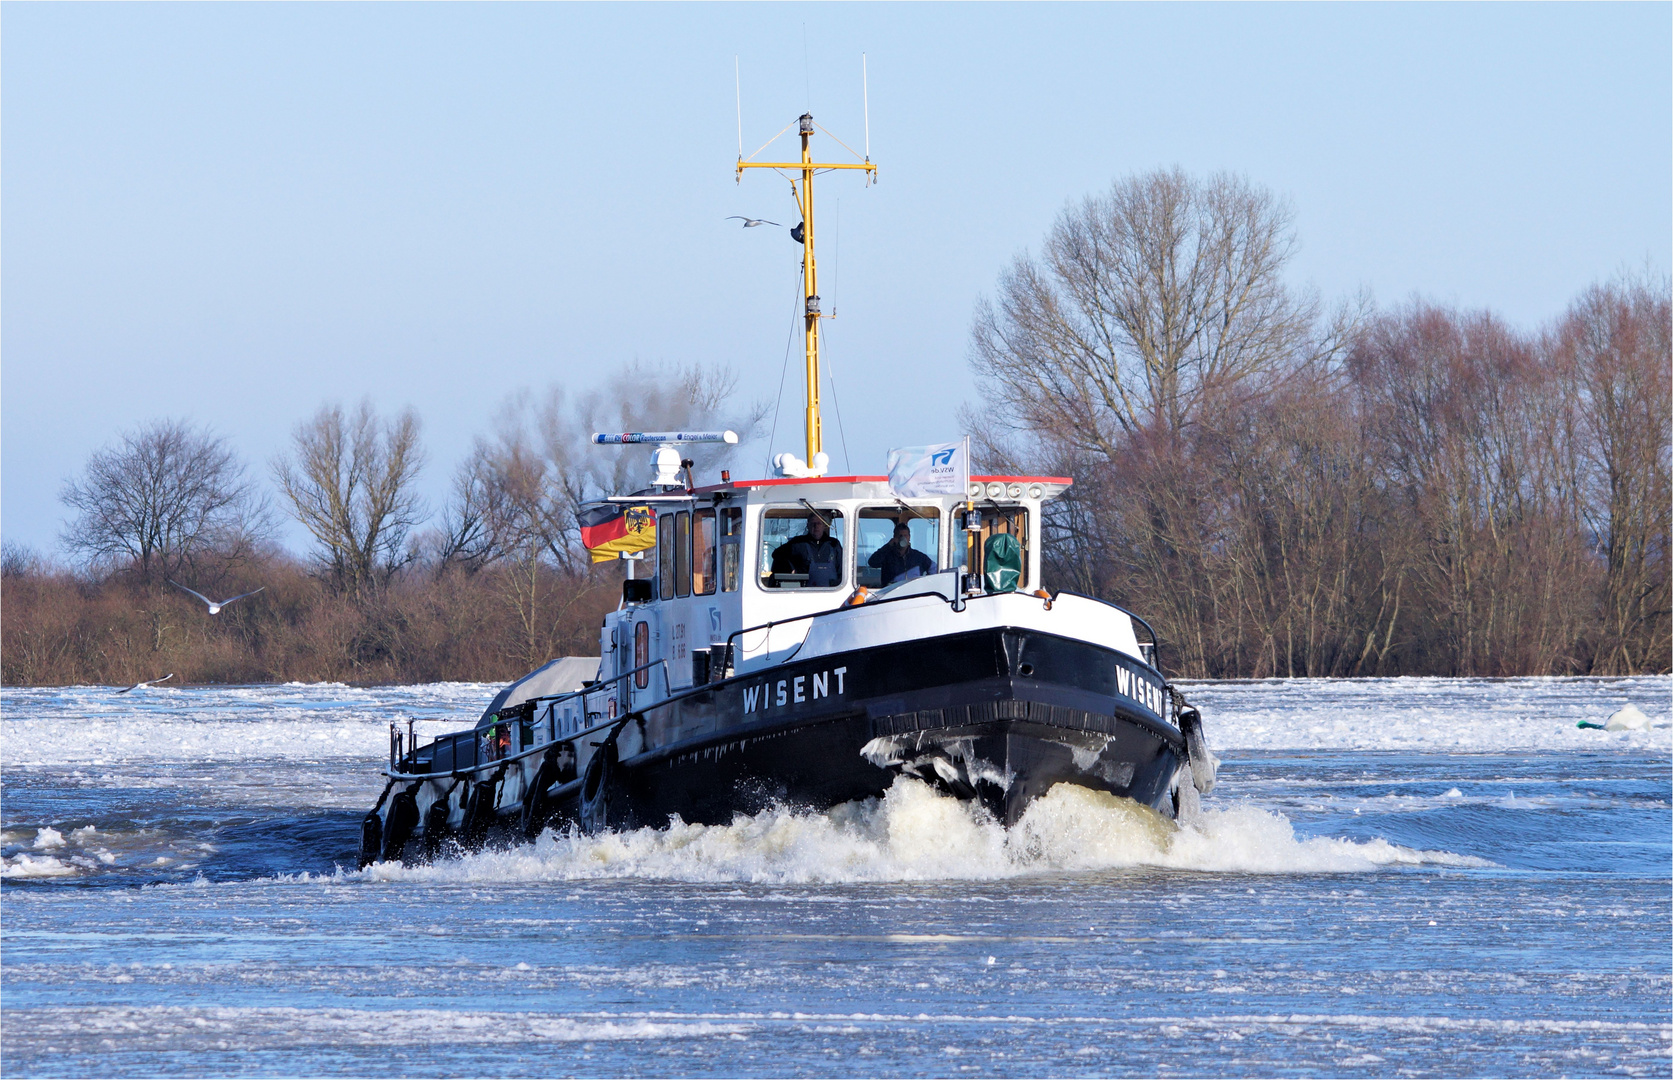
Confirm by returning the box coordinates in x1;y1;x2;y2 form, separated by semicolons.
2;677;1666;767
1;682;494;766
1179;676;1670;752
1;853;78;878
0;1005;751;1046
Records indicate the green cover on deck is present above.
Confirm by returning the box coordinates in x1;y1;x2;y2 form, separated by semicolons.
983;533;1022;593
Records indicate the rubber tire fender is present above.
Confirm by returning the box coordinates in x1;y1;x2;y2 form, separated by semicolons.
578;739;617;835
462;775;500;848
1179;707;1216;794
421;788;455;861
381;787;421;863
358;812;383;869
520;746;560;838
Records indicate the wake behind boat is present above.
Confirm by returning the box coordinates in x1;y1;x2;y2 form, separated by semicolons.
357;111;1216;867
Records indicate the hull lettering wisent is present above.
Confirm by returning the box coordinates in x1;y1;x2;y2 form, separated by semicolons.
355;107;1215;867
744;667;846;714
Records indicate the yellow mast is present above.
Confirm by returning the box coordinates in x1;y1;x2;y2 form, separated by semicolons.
737;114;875;469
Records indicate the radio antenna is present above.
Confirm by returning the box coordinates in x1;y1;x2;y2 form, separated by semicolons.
862;53;871;164
734;57;744;160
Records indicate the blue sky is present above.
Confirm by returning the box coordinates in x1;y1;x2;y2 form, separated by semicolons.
4;3;1668;555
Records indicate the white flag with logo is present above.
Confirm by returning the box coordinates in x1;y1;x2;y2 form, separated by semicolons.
886;438;970;498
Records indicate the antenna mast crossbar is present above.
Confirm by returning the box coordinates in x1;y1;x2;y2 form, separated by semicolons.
736;113;875;471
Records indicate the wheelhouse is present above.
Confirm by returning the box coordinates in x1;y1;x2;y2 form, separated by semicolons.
595;473;1071;700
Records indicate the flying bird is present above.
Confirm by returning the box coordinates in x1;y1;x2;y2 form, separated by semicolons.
118;673;174;694
170;581;265;615
726;216;781;228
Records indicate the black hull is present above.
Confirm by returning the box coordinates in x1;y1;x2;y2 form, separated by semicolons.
545;626;1184;829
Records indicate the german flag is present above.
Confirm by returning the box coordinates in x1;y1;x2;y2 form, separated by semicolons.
580;503;657;563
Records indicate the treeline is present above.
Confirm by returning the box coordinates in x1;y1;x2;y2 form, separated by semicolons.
0;549;618;686
970;169;1669;678
1;364;760;686
3;169;1667;685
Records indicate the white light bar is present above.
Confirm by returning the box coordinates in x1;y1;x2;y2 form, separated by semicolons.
591;431;738;445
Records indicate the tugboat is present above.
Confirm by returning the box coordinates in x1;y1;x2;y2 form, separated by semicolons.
358;113;1216;866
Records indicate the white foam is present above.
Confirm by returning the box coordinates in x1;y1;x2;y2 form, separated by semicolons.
357;779;1487;886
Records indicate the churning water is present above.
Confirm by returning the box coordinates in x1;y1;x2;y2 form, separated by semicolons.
2;677;1668;1076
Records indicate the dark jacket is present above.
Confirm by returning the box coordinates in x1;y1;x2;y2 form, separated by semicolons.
868;542;933;586
771;534;843;587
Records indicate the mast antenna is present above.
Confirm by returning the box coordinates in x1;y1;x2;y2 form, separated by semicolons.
736;115;876;474
862;53;871;165
734;57;743;160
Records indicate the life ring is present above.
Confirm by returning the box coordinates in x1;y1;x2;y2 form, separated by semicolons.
578;739;617;834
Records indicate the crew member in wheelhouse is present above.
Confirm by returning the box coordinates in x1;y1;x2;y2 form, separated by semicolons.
771;512;843;587
868;521;933;586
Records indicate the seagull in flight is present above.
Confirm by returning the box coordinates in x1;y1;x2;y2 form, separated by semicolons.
726;216;781;228
170;581;265;615
118;673;174;694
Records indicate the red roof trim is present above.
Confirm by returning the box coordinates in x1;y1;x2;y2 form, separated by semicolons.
731;475;888;488
712;474;1075;491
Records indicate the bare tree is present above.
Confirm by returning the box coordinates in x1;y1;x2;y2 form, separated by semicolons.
966;169;1359;675
60;419;267;582
1554;274;1672;673
438;361;765;573
1;541;44;579
1350;303;1594;675
275;402;426;598
432;362;764;670
971;168;1347;449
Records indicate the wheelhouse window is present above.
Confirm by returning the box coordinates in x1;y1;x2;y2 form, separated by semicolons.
720;507;742;592
634;621;650;688
965;504;1029;593
657;514;676;600
856;507;940;588
674;511;691;597
693;509;717;596
758;506;846;590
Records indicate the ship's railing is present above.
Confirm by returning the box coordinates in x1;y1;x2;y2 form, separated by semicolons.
723;571;1147;671
729;571;1130;672
384;651;782;782
389;657;670;778
724;576;969;671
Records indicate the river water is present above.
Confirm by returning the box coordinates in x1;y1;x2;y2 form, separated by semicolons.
2;677;1668;1077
